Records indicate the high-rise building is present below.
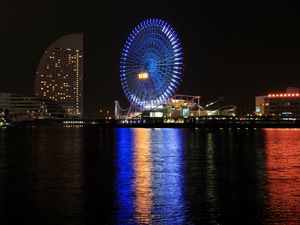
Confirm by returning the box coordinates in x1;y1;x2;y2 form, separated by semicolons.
35;33;83;118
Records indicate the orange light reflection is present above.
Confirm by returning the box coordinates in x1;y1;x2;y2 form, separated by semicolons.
133;128;152;224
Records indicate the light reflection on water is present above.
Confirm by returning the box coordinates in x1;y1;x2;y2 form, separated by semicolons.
264;129;300;224
116;128;186;224
133;128;152;224
205;132;217;223
1;127;300;224
115;128;300;224
115;128;135;223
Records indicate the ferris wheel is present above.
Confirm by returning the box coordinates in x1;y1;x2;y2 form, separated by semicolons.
120;18;183;110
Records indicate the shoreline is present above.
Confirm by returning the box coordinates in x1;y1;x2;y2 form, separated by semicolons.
7;117;300;129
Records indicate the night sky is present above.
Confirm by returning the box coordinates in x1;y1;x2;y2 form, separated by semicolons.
1;1;300;118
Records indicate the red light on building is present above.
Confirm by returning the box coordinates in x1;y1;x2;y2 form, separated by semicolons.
267;92;300;98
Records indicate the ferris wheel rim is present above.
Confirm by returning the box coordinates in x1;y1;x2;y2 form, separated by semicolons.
120;18;183;110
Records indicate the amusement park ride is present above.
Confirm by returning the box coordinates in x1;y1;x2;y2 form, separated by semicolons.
115;18;236;121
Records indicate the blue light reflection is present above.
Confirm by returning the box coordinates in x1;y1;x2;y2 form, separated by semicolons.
115;128;135;224
115;128;187;224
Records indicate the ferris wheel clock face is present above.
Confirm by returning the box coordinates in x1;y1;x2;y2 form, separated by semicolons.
120;18;183;110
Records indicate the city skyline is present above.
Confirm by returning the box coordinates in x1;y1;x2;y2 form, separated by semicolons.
1;2;300;117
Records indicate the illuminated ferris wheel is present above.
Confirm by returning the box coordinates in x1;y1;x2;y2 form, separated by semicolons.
120;18;183;110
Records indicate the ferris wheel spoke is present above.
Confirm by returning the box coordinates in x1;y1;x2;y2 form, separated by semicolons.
127;78;143;95
124;69;145;79
158;55;182;63
157;60;180;66
125;79;138;92
155;70;175;81
126;50;145;62
122;57;144;65
123;55;143;65
122;64;142;72
123;63;145;72
159;64;177;75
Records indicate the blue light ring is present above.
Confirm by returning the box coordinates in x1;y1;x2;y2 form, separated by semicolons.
120;19;183;109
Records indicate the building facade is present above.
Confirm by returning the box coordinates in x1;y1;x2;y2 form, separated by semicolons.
0;93;65;119
255;88;300;117
35;33;83;118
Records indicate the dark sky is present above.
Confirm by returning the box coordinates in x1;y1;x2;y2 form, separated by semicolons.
1;1;300;117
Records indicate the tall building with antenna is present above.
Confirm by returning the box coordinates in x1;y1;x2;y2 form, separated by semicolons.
35;33;83;118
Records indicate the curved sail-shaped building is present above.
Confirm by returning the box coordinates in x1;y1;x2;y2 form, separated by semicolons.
35;33;83;118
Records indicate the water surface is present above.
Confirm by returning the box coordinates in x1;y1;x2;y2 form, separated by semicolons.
0;127;299;224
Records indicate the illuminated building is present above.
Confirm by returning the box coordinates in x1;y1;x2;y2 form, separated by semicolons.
0;93;64;118
255;87;300;116
35;33;83;118
115;95;236;121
